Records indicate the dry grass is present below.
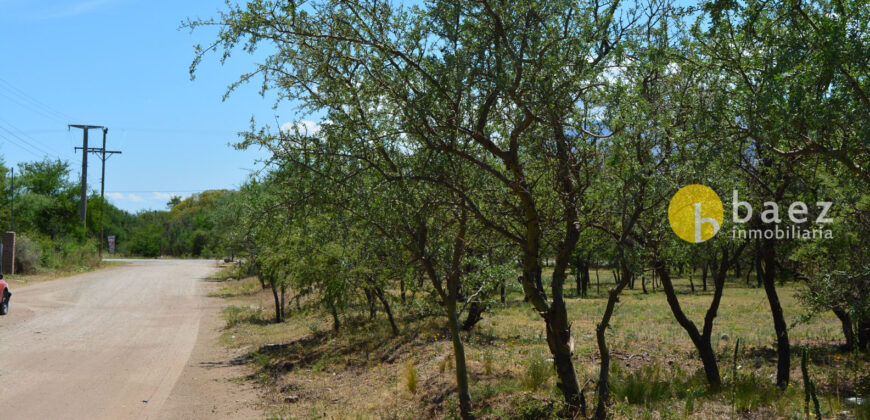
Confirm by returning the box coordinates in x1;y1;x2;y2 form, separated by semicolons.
210;265;870;419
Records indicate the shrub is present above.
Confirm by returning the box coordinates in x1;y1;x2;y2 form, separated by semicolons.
59;239;99;268
611;363;671;406
15;235;43;274
520;357;553;391
222;305;265;327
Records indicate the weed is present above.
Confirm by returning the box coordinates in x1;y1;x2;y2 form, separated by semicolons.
403;360;418;395
482;351;495;375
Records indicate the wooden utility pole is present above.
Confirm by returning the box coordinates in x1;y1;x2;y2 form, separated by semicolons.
69;124;104;228
9;168;13;231
97;128;120;258
74;128;120;258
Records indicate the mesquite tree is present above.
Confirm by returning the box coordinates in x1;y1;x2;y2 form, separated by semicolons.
186;1;666;415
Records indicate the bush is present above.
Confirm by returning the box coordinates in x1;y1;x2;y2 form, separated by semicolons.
59;239;99;268
520;357;553;391
18;236;100;272
222;305;265;327
15;235;44;274
611;363;671;406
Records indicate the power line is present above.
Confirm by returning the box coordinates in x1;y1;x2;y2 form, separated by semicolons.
0;77;75;122
0;123;54;155
0;90;65;123
0;117;60;157
0;133;44;158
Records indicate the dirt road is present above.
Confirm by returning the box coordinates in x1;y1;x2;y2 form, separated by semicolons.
0;259;258;420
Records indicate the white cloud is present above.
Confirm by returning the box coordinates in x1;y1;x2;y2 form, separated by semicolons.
152;192;174;200
280;120;321;136
105;192;145;202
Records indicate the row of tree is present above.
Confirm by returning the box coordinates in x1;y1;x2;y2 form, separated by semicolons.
188;0;869;418
0;156;239;271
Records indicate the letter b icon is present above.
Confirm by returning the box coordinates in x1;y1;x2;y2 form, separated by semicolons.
669;185;724;243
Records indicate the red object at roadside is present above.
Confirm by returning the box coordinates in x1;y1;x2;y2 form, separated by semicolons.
0;276;10;315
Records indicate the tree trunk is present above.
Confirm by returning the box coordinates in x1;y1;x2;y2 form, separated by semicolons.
755;250;764;288
461;301;486;331
760;239;790;388
500;277;506;303
271;282;282;323
580;259;590;298
330;301;340;331
546;300;585;418
832;307;855;351
596;264;600;294
593;270;630;420
745;258;754;286
280;285;286;320
641;275;647;294
374;287;399;336
446;279;473;419
655;260;722;391
575;257;583;297
688;266;696;293
701;262;708;292
400;277;406;304
546;239;587;418
858;318;870;351
365;288;377;320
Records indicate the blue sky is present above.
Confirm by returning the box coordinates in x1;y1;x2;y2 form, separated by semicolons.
0;0;304;212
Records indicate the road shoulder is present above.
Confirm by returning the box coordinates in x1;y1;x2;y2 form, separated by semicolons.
158;281;263;419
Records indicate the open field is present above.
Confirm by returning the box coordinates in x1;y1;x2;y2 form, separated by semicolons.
210;266;870;419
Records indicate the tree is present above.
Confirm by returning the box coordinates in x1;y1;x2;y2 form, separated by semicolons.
187;1;667;415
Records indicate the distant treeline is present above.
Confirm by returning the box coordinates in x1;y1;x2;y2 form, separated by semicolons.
0;157;234;273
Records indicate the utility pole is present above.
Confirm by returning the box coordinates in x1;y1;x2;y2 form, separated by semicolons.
69;124;104;229
73;128;120;258
98;128;120;258
9;168;13;232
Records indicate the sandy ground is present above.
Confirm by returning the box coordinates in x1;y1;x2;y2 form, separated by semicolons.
0;259;260;420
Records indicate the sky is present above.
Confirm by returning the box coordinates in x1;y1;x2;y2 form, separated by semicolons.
0;0;305;212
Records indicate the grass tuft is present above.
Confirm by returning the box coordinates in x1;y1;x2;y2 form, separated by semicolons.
520;357;553;391
404;360;418;395
611;363;671;406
